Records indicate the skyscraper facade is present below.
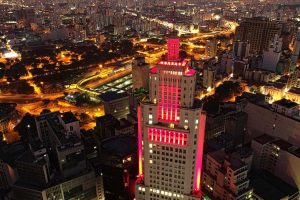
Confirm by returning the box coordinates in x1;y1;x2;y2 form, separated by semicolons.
235;17;282;54
135;34;206;200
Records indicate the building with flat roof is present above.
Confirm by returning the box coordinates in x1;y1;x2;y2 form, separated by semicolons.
243;94;300;146
202;150;253;200
35;111;81;148
252;134;300;190
99;91;129;119
96;114;120;139
95;114;134;140
35;112;86;179
272;99;299;117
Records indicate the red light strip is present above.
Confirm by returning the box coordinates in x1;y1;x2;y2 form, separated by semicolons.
166;71;169;121
170;73;174;121
148;128;188;146
158;70;181;123
161;71;165;120
137;106;143;176
167;38;180;61
175;73;179;120
193;112;206;193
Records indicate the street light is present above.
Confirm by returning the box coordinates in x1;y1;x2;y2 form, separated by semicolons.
214;15;221;20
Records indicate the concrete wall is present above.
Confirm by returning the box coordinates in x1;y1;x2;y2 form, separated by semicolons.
244;102;300;146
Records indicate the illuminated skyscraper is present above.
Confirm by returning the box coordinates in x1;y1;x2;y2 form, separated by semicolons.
135;33;206;200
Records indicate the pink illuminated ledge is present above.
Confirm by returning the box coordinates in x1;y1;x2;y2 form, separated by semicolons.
150;67;157;74
185;69;196;76
148;128;188;146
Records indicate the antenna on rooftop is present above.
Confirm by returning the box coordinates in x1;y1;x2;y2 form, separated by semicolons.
172;0;176;32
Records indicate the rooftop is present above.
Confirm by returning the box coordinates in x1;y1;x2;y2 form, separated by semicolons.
254;134;275;145
288;87;300;95
265;82;286;90
101;135;137;158
96;114;119;124
61;112;78;124
35;112;82;148
272;139;293;151
293;148;300;158
16;150;47;166
13;167;94;191
273;99;298;109
99;91;129;102
250;170;299;200
209;150;246;171
0;141;26;166
237;92;265;104
242;93;300;122
116;118;133;130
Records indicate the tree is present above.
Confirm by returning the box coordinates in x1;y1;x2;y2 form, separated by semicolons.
119;40;134;55
14;113;38;141
203;81;244;113
214;81;243;101
179;50;188;59
41;109;51;114
16;82;34;94
42;99;51;105
75;93;90;106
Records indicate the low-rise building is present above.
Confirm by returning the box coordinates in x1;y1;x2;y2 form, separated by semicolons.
202;150;253;200
252;134;300;190
272;99;299;117
99;91;129;119
95;114;135;140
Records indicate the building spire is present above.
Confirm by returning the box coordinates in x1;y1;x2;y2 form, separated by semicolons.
167;0;180;61
172;1;176;32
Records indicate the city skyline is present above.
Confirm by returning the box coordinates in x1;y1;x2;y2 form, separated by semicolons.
0;0;300;200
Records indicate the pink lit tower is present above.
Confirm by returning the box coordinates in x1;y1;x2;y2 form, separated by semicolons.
135;31;206;200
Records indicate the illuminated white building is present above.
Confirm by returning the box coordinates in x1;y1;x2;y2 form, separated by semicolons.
262;34;282;72
135;33;206;200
